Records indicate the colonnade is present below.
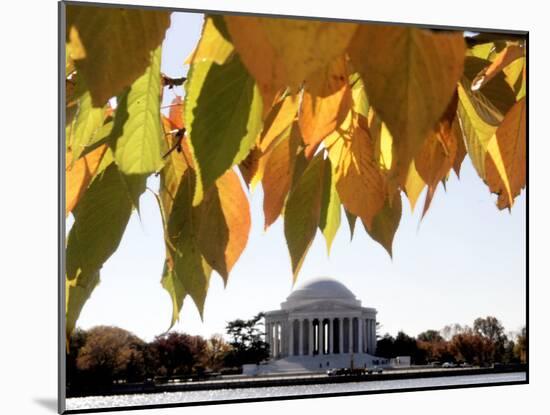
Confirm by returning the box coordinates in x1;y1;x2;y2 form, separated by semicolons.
265;316;376;358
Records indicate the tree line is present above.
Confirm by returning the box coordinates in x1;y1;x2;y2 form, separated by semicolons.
67;313;268;395
376;316;526;366
67;314;525;395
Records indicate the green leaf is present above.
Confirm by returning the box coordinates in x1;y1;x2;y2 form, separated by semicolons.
111;47;165;175
457;82;498;179
66;158;146;337
319;158;341;254
284;154;325;282
363;192;402;257
162;171;212;325
71;78;105;161
185;55;263;205
66;5;171;106
160;261;187;330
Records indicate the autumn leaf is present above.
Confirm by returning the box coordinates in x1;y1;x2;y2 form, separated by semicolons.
329;114;386;229
299;57;352;158
185;55;263;205
225;16;357;108
452;118;467;178
471;44;524;91
66;158;146;337
485;97;526;209
260;94;299;153
403;161;426;212
66;145;107;216
415;92;459;189
110;47;166;175
349;26;465;179
284;154;326;281
186;15;234;65
344;208;358;241
263;124;301;229
168;96;184;130
162;171;212;322
363;191;402;257
66;5;170;106
70;77;106;161
197;170;251;282
319;158;341;254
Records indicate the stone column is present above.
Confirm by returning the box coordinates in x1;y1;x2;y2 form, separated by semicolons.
319;318;325;355
299;319;304;356
348;317;353;354
289;319;294;357
371;319;377;354
357;316;363;354
329;319;333;355
339;318;344;354
265;320;273;356
308;319;314;355
274;322;279;358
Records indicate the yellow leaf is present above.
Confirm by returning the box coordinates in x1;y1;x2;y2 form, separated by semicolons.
363;191;402;257
185;15;234;65
66;145;107;216
225;16;357;109
260;94;299;153
66;5;170;106
485;97;526;209
349;26;465;180
329;114;386;229
299;57;352;158
403;161;426;212
471;44;524;91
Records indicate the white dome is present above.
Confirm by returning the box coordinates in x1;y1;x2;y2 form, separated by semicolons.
281;277;361;310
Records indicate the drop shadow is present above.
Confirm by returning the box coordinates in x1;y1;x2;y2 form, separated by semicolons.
34;397;58;413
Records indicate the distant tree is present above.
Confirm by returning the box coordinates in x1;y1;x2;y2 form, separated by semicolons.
376;333;395;358
203;334;232;372
449;329;494;365
66;328;88;389
225;312;269;366
417;330;443;343
76;326;145;386
514;327;527;363
440;323;467;341
150;332;207;377
473;316;507;362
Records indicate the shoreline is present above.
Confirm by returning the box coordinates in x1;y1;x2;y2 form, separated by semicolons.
67;364;527;398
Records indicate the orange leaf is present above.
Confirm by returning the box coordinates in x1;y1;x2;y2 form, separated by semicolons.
299;57;352;158
471;44;524;91
197;170;251;282
262;124;301;229
349;26;465;181
66;145;107;216
168;96;184;129
485;97;526;210
225;16;357;110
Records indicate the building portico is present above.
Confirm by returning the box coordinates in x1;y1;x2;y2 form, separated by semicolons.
247;277;383;374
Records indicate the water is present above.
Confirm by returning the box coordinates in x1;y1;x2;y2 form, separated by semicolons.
66;372;526;411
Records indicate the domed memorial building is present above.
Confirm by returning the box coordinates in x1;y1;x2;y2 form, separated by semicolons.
247;277;383;374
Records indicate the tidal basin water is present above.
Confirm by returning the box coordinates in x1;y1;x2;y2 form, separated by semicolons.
66;372;526;411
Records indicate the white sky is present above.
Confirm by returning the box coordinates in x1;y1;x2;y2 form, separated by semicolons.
72;12;526;342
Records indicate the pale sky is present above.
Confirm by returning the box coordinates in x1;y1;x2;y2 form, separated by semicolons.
72;12;526;342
